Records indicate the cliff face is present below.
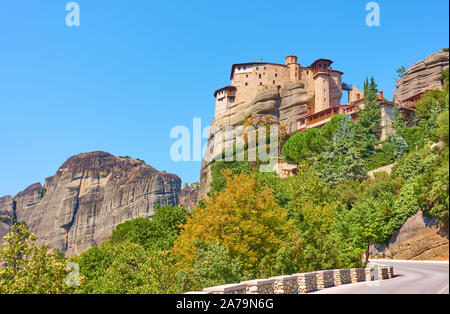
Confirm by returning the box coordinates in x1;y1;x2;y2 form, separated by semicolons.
0;196;14;244
1;152;181;256
15;182;43;224
200;83;312;197
370;211;449;260
395;50;449;106
178;183;200;210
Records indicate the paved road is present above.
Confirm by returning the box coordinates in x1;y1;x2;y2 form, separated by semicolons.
313;260;449;294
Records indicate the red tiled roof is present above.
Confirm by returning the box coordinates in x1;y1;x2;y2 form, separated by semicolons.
310;58;333;67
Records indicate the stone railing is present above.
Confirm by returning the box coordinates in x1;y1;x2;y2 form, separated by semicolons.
188;263;394;294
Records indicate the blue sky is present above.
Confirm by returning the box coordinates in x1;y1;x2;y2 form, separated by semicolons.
0;0;448;196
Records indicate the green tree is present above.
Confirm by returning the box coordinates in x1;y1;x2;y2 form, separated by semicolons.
210;160;251;194
176;241;245;291
82;241;177;294
0;224;73;294
109;205;188;252
284;165;340;271
334;197;388;264
357;77;381;151
320;114;345;141
436;111;449;145
172;171;290;277
317;116;368;185
282;128;326;165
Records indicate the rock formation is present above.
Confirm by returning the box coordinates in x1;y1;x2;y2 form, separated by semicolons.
394;50;449;107
0;196;14;244
0;152;182;256
178;183;200;210
200;83;312;198
370;211;449;260
15;182;43;224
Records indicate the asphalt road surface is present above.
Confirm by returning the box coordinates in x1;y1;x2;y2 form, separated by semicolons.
312;260;449;294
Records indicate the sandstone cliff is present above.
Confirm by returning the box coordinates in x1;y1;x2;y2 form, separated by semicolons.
370;211;449;260
0;152;182;256
0;196;14;244
200;83;312;197
394;50;449;106
178;183;200;210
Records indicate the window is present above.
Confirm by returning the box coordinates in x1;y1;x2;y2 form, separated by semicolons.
259;74;262;78
245;82;248;86
275;73;278;77
264;67;267;70
260;82;262;86
273;81;275;85
246;74;248;78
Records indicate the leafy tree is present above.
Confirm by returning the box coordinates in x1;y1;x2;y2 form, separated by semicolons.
282;128;326;165
109;205;188;252
76;241;116;293
320;114;345;141
283;165;340;271
331;180;362;210
0;224;73;294
210;160;251;194
317;116;368;185
387;133;408;158
254;171;290;208
285;163;331;218
436;111;449;145
81;241;177;294
417;148;449;221
334;197;388;264
357;77;381;151
176;240;245;291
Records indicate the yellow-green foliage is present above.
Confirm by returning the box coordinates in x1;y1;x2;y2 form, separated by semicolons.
0;224;74;294
172;170;290;277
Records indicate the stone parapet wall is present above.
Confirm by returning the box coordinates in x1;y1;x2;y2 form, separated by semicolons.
296;272;317;293
192;263;394;294
203;283;247;294
243;279;275;294
350;268;366;283
269;275;299;294
333;269;351;285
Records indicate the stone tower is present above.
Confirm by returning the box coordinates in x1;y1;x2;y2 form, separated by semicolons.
286;55;301;81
